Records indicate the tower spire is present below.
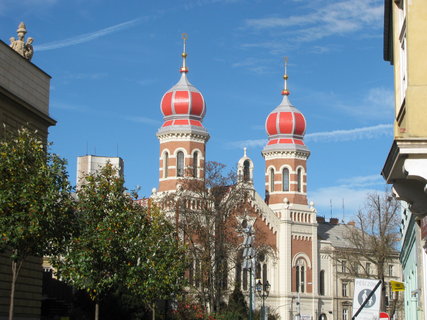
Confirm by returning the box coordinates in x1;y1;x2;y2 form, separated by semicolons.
282;56;290;96
180;33;188;73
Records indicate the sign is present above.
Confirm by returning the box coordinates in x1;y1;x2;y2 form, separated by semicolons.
390;280;405;292
352;278;381;320
379;312;389;320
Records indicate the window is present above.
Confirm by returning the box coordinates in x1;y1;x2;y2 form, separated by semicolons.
282;168;289;191
243;160;250;182
164;152;169;178
296;259;306;293
193;151;198;178
319;270;325;296
341;260;347;273
342;282;348;297
366;263;371;275
342;309;348;320
389;264;394;277
177;151;184;177
297;168;302;192
270;168;275;192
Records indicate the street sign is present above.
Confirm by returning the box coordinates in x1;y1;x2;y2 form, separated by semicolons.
379;312;389;320
352;278;381;320
390;280;405;292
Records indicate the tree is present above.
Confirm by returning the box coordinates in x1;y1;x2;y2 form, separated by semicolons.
335;191;401;314
162;161;263;314
0;128;75;320
53;163;186;320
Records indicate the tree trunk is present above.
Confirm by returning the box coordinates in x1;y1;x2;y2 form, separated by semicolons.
94;302;99;320
152;302;156;320
9;258;23;320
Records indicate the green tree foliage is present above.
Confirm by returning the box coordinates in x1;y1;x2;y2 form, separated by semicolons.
54;164;186;320
0;128;75;320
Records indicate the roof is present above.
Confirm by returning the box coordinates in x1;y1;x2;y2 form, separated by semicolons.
317;222;357;248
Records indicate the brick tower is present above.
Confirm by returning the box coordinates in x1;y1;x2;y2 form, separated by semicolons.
157;34;209;193
262;59;318;309
262;59;310;207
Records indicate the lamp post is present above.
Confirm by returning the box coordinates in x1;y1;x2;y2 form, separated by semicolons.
256;279;271;320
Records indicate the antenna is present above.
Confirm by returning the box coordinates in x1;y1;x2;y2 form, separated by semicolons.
330;199;333;219
116;143;119;157
86;141;88;155
342;198;345;223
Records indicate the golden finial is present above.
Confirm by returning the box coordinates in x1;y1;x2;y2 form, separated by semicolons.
282;56;290;96
180;33;188;73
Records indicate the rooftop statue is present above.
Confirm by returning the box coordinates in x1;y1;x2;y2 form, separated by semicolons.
9;22;34;61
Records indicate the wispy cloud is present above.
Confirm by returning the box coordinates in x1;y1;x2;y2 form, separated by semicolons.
227;123;392;149
61;73;108;80
35;18;143;51
309;173;387;217
309;185;380;217
231;57;272;74
305;123;392;142
245;0;383;43
122;116;161;126
337;174;384;188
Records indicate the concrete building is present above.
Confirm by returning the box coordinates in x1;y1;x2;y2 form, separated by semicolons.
383;0;427;318
0;29;56;320
76;155;124;189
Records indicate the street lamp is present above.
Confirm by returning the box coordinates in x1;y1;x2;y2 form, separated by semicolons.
256;279;271;320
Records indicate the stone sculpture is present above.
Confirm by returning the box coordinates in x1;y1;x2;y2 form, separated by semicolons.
9;22;34;61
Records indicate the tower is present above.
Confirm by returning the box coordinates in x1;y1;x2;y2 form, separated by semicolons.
262;59;318;315
262;58;310;207
157;34;209;193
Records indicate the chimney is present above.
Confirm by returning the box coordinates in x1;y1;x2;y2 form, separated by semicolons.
316;216;325;223
330;218;339;225
347;221;356;226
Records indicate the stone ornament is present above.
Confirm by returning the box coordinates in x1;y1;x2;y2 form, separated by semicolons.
9;22;34;61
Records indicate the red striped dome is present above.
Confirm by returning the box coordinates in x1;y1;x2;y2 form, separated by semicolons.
264;95;307;147
160;73;206;122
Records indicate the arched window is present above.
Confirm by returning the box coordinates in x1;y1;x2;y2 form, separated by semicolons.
177;151;184;177
193;151;198;178
297;168;303;192
282;168;289;191
319;270;325;295
243;160;250;182
296;259;306;293
164;152;169;178
270;168;275;192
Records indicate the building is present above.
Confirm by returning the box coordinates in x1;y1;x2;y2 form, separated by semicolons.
76;155;124;189
318;218;402;320
382;0;427;318
150;38;402;320
0;24;56;320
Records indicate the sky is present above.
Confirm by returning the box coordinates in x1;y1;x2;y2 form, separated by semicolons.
0;0;395;220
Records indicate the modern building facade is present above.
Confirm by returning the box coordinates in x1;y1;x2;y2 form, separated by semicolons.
0;26;56;320
76;155;124;189
383;0;427;318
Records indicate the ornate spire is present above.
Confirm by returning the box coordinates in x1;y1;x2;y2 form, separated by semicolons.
180;33;188;73
281;56;290;96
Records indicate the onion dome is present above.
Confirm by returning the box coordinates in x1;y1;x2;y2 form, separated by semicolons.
264;58;308;152
158;34;207;134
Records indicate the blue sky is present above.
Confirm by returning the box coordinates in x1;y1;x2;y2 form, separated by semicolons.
1;0;395;219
